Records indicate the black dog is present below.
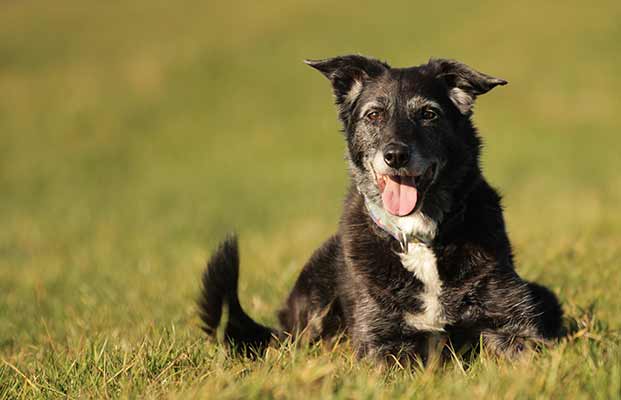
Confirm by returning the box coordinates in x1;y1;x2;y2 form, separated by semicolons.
198;55;562;361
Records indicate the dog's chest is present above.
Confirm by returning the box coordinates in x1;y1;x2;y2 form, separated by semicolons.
400;242;447;332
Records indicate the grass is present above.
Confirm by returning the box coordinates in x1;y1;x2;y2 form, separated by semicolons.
1;0;620;398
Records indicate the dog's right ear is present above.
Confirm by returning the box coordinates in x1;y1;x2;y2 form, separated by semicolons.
304;55;389;106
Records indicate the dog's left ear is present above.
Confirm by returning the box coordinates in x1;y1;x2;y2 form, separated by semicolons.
305;55;389;106
433;59;507;115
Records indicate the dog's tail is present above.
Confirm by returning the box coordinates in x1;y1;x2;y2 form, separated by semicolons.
198;235;274;354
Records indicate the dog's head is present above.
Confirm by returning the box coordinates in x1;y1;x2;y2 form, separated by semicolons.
307;55;506;221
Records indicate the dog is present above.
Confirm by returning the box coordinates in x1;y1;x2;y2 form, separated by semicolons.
198;55;562;362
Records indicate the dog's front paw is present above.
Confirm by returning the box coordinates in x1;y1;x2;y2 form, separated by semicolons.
481;331;545;360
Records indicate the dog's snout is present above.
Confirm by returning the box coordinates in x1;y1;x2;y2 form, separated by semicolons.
383;143;410;169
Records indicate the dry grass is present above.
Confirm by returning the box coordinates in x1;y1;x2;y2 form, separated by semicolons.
1;0;620;398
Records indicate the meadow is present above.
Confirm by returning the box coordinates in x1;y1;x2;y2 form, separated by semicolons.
1;0;620;398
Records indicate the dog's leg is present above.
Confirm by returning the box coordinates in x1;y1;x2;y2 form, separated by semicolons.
277;235;345;342
366;334;439;366
352;320;439;365
345;289;439;364
480;274;563;358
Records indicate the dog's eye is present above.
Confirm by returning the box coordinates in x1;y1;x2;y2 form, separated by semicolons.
366;111;383;123
422;109;438;121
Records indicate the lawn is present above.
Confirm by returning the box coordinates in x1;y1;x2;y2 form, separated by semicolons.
1;0;620;398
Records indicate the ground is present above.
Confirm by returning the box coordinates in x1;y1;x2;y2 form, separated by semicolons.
1;0;620;398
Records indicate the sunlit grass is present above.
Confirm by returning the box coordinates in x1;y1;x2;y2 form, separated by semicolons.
1;0;620;398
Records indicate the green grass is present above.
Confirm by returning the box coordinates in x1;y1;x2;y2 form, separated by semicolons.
1;0;620;398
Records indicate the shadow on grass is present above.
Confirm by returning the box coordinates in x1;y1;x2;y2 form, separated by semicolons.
561;301;616;343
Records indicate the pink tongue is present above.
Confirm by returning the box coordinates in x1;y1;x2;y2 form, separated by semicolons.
381;176;418;216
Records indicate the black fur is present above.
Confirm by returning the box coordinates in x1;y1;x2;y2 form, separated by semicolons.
198;236;273;354
198;55;562;361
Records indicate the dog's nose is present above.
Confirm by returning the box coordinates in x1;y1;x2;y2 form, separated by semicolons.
383;143;410;169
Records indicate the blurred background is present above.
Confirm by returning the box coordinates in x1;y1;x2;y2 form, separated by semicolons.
1;0;620;373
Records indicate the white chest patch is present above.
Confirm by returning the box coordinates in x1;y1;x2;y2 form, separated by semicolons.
400;242;446;332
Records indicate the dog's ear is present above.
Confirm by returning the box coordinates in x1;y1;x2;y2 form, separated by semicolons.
433;59;507;115
304;55;389;106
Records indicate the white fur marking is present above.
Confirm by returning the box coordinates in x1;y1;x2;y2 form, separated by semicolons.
401;242;446;332
345;80;363;104
407;96;441;111
449;87;473;114
396;212;438;243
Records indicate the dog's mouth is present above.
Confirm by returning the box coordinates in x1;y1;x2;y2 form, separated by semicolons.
374;163;437;217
